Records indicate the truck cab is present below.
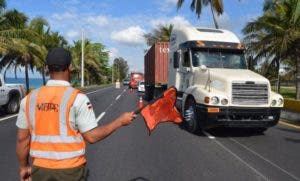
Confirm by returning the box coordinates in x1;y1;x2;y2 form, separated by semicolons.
0;75;26;114
168;27;283;133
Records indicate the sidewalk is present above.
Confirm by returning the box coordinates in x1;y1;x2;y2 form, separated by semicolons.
280;109;300;126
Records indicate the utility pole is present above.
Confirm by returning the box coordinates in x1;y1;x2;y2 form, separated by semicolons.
81;30;85;87
112;63;114;84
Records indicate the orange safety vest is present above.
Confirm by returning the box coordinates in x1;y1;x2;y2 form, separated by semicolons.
25;86;86;169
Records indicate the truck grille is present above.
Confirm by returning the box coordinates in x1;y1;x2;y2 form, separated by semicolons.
232;82;268;105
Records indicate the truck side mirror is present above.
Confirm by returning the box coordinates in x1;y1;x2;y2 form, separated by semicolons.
173;51;179;68
247;56;257;70
200;65;208;72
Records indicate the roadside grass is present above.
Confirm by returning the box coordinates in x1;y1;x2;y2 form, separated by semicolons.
272;86;296;99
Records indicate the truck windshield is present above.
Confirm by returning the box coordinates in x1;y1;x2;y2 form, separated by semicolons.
191;49;247;69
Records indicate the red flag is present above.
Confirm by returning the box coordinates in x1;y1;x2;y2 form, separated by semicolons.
140;87;182;133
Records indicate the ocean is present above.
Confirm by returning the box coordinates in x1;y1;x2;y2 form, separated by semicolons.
5;77;48;89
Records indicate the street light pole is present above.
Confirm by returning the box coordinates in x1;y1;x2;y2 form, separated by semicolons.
81;30;85;87
112;64;114;84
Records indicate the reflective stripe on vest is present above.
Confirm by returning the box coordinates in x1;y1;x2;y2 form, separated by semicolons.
30;149;85;160
26;86;85;160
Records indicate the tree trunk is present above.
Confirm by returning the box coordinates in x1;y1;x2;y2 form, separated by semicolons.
210;2;219;29
25;63;30;94
296;56;300;99
42;66;46;85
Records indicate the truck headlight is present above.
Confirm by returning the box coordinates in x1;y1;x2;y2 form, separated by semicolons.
271;100;277;106
278;98;283;106
221;98;228;105
211;96;219;105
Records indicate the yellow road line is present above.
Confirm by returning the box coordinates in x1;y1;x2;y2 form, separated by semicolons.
279;120;300;129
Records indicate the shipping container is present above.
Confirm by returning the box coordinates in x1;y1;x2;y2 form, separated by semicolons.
144;42;169;100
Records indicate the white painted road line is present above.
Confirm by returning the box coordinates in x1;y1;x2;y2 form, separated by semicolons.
86;86;112;95
115;95;121;100
231;138;300;181
203;131;269;181
96;112;106;122
103;88;127;113
0;114;18;122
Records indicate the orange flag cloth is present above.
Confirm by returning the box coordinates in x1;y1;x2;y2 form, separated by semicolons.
141;87;182;133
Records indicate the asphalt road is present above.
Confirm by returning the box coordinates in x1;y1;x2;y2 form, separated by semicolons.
0;86;299;181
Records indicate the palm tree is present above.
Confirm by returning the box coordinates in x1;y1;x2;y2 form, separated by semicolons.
70;39;109;85
243;0;300;99
144;24;174;46
28;17;49;85
0;9;46;93
177;0;223;29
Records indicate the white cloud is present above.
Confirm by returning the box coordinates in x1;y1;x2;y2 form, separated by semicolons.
66;30;79;39
157;0;178;12
215;12;233;30
52;11;77;21
86;16;109;27
150;15;191;29
108;47;119;61
165;0;177;5
111;26;146;46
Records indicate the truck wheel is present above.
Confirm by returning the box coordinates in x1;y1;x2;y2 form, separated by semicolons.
184;97;200;133
5;95;20;114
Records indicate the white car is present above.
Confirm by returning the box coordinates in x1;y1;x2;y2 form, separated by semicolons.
138;81;145;92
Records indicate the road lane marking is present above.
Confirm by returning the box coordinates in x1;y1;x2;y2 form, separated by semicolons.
96;112;106;122
115;95;121;100
102;88;127;113
0;114;18;122
86;86;112;95
231;138;300;181
203;131;269;181
279;121;300;130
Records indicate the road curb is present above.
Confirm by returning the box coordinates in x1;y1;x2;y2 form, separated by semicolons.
279;120;300;129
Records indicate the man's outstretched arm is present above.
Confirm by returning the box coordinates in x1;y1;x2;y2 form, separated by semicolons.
82;112;136;144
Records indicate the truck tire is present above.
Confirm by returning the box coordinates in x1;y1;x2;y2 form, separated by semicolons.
5;95;20;114
184;97;200;133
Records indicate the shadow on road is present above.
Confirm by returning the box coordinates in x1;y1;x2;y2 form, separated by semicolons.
178;125;266;138
276;127;300;134
205;128;265;138
128;177;150;181
285;137;300;144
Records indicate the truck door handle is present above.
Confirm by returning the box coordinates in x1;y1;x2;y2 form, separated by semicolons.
0;89;4;92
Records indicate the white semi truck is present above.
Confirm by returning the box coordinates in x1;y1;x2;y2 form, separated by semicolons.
168;26;283;133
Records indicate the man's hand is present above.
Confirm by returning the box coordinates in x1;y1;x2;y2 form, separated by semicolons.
19;165;31;181
117;112;137;126
82;112;137;143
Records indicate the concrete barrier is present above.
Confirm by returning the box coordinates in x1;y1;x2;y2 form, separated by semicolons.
284;99;300;112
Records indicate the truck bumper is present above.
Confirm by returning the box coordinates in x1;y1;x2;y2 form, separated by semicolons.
195;104;281;129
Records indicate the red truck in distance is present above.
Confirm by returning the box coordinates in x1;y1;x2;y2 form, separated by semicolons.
129;72;144;89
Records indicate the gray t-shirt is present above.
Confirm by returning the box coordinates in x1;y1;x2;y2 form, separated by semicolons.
16;80;98;133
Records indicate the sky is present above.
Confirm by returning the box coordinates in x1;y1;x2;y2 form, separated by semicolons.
5;0;265;77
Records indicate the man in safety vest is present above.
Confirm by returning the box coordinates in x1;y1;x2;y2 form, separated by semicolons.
16;47;136;180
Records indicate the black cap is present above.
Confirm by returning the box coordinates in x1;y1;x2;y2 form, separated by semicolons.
46;47;72;72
